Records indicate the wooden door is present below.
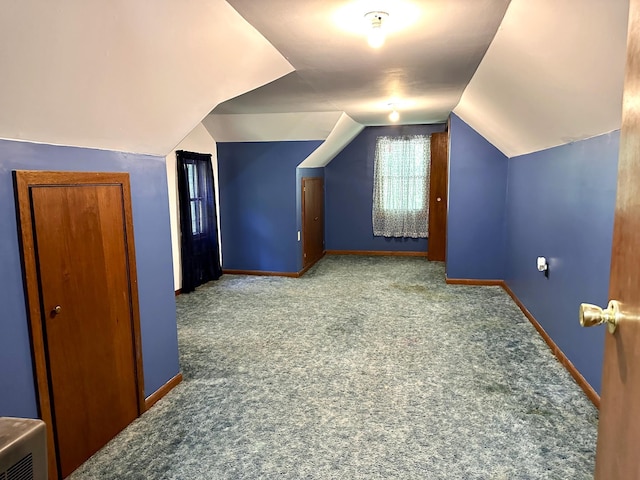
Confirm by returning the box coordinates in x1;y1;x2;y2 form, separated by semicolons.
427;131;448;261
302;177;324;268
593;0;640;477
13;171;144;480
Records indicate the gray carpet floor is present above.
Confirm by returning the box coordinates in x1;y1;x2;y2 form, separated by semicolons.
69;255;598;479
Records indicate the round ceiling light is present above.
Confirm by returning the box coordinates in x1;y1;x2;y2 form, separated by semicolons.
365;11;389;48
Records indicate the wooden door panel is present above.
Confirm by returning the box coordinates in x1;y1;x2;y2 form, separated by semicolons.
13;171;144;480
428;132;448;262
313;178;324;261
31;184;139;477
302;178;324;268
594;0;640;476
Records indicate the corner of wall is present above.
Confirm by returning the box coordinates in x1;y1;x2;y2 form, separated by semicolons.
447;115;508;280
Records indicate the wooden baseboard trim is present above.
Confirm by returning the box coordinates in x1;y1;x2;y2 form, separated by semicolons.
298;263;313;277
223;252;328;279
144;373;183;411
223;269;300;278
501;283;600;409
299;252;325;277
445;277;504;286
443;276;600;408
326;250;428;257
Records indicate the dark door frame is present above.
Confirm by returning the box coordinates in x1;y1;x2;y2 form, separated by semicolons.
13;170;145;480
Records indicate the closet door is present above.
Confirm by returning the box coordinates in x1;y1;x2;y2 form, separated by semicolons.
428;132;448;261
302;177;324;268
14;171;144;479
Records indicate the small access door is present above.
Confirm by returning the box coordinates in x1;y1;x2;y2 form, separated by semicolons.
14;171;145;480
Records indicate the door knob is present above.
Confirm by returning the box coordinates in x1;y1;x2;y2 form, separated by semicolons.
579;300;620;334
437;197;442;202
51;305;62;315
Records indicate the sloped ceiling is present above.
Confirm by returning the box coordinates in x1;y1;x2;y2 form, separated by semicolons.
203;112;344;142
215;72;340;115
298;113;365;168
0;0;292;156
0;0;629;159
454;0;629;157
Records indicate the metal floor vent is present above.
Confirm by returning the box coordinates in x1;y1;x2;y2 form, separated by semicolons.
6;454;32;480
0;419;46;480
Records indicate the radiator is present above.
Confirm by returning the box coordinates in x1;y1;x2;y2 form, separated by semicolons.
0;418;46;480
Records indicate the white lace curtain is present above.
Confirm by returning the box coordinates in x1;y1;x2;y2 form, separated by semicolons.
372;135;430;238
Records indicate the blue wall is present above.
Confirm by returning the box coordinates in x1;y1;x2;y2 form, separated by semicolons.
0;139;180;418
448;114;508;279
296;167;325;271
505;131;620;393
217;141;322;274
325;124;446;252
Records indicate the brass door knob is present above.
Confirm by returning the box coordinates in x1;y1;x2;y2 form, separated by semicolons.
52;305;62;315
579;300;620;334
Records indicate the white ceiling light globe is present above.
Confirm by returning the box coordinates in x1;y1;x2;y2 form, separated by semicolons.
368;27;385;48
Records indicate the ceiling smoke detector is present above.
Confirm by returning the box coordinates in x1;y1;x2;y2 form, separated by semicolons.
365;11;389;48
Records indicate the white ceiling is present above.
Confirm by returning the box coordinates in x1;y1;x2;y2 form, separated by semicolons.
215;0;629;158
215;73;340;114
454;0;629;157
216;0;511;125
0;0;292;155
0;0;629;159
203;112;344;142
298;113;365;168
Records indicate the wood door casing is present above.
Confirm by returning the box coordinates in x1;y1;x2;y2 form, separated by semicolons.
13;171;145;480
594;0;640;476
302;177;324;268
428;131;449;262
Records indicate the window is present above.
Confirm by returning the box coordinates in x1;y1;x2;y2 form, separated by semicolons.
176;150;222;292
372;135;430;238
186;162;205;235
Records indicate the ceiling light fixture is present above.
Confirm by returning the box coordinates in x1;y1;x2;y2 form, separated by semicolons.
389;106;400;123
365;11;389;49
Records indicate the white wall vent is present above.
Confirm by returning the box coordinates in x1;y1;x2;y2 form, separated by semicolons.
0;418;46;480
